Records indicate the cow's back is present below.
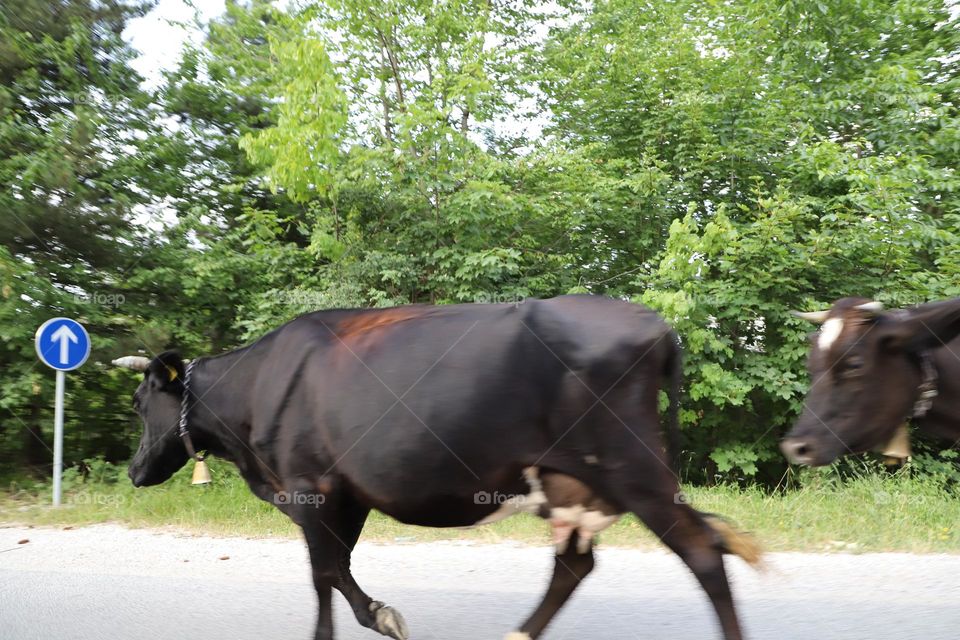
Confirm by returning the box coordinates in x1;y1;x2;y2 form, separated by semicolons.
523;295;674;375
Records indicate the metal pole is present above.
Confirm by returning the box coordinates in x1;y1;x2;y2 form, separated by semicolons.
53;369;65;507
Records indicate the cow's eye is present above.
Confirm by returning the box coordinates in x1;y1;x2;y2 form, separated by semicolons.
839;357;864;376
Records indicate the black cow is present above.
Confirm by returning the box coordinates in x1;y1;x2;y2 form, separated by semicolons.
114;295;760;640
783;297;960;466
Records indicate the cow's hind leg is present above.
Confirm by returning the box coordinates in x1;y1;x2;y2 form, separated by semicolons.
505;530;595;640
333;495;409;640
631;498;744;640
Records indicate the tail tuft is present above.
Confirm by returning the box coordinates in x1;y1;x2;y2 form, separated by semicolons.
704;515;765;570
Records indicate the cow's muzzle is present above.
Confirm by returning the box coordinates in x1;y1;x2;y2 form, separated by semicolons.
128;464;147;487
780;437;818;466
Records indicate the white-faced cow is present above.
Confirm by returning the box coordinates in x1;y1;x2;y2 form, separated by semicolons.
783;297;960;466
115;295;760;640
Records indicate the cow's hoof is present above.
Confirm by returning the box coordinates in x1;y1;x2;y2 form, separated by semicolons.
372;603;409;640
504;633;532;640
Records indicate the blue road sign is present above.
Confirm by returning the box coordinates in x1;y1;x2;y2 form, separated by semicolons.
35;317;91;371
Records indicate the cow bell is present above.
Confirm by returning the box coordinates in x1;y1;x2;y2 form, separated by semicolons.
191;459;212;485
878;423;912;466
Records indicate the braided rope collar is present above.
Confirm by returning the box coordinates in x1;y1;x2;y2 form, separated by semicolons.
912;351;938;419
177;360;205;462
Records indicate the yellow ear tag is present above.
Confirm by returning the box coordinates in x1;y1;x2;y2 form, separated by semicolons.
167;365;178;381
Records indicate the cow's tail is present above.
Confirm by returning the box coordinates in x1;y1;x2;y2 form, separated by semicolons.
704;514;766;570
663;330;683;473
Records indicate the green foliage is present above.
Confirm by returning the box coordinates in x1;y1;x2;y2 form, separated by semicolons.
239;37;347;201
230;0;579;307
910;440;960;484
0;0;156;473
2;0;959;486
546;0;960;482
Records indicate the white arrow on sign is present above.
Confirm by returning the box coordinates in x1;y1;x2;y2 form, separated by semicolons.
50;325;79;365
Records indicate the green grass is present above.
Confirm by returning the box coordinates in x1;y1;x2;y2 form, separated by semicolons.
3;459;959;553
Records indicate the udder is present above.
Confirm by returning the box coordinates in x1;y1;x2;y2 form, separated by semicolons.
467;467;622;554
539;469;622;554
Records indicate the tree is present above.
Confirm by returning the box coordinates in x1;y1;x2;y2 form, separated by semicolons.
133;0;315;347
0;0;157;472
238;0;576;310
544;0;960;481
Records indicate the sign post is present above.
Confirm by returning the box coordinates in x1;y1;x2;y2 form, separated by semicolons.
53;369;65;506
34;318;90;506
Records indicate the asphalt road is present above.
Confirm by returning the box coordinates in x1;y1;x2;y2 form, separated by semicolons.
1;525;958;640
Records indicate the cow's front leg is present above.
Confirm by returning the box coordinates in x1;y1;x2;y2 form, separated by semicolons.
295;481;348;640
300;488;409;640
338;565;409;640
332;495;409;640
303;522;339;640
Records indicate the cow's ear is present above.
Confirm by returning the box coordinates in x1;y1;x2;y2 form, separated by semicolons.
879;299;960;354
147;351;185;390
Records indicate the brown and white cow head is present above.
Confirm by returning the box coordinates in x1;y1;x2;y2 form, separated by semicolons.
782;297;960;466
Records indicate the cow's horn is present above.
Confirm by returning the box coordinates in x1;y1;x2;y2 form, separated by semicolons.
791;310;831;324
112;356;150;371
855;301;884;315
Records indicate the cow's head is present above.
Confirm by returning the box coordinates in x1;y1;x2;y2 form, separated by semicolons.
782;297;960;466
115;351;190;487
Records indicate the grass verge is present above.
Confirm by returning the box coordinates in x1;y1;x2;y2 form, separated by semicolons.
2;460;958;553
